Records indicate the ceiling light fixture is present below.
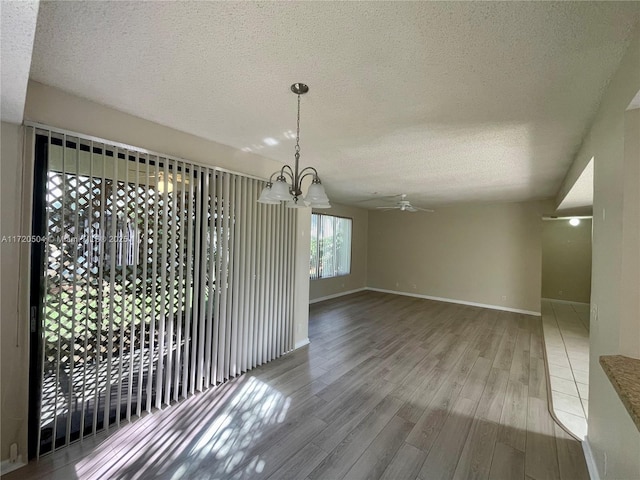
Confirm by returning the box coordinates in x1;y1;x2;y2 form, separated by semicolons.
258;83;330;209
569;218;581;226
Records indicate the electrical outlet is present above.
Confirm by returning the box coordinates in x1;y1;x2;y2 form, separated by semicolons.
501;295;507;301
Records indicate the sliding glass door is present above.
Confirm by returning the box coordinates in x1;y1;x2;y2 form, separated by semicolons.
28;127;296;458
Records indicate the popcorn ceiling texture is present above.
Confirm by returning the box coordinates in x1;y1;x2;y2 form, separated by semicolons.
29;1;640;207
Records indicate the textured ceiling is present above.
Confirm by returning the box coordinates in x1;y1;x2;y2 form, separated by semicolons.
1;0;39;123
30;2;640;207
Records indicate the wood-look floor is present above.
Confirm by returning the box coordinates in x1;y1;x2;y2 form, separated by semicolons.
7;291;589;480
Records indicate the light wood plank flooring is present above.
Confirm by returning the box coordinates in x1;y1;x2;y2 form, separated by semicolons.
7;291;589;480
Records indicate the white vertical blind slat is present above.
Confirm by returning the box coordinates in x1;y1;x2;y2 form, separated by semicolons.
155;158;169;408
212;172;223;384
196;169;209;390
78;140;94;439
64;139;80;444
226;174;235;379
230;176;241;377
173;161;185;401
146;156;160;413
191;166;202;392
183;164;196;397
164;158;178;404
93;142;107;431
246;179;255;368
126;151;139;422
50;134;67;452
204;170;216;388
35;128;45;458
116;151;128;426
248;180;258;369
264;200;272;364
238;177;247;373
104;140;119;432
275;203;283;358
256;189;265;367
136;155;149;416
284;208;291;352
218;174;229;382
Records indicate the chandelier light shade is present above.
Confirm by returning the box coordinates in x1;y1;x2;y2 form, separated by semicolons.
257;83;331;209
257;187;280;204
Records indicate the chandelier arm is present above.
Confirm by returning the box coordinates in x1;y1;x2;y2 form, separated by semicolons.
298;166;319;178
298;171;318;190
283;171;295;186
279;167;295;184
267;171;281;184
280;164;295;178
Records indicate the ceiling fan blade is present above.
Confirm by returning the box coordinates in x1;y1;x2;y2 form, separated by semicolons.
414;207;435;212
376;206;398;210
353;195;400;203
405;206;418;212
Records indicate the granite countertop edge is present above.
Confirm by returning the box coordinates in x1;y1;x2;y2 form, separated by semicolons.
600;354;640;432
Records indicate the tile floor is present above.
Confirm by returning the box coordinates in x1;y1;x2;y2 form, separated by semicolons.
541;299;590;440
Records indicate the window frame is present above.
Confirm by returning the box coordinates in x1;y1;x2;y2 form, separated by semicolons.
310;213;353;280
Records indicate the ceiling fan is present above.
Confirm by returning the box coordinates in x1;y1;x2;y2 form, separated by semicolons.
376;194;434;213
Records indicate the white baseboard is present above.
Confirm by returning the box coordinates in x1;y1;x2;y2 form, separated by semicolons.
1;456;25;476
294;337;310;349
309;287;542;316
366;288;541;316
582;437;601;480
309;288;367;304
542;297;590;307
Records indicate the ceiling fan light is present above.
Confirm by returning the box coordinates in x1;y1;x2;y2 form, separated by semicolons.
270;178;292;200
257;185;280;204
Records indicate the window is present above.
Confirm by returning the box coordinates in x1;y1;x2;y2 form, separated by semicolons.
310;214;352;279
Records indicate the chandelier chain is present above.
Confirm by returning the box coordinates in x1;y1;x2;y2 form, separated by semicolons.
295;94;301;155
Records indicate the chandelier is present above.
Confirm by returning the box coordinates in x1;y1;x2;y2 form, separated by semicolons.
257;83;331;209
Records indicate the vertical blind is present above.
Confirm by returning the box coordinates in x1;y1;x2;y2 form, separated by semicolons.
29;126;296;456
310;214;352;280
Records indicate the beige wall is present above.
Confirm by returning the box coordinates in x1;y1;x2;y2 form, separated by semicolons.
309;203;368;302
564;27;640;480
1;83;312;463
24;81;284;180
367;200;551;314
541;219;592;304
620;108;640;357
1;122;30;463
